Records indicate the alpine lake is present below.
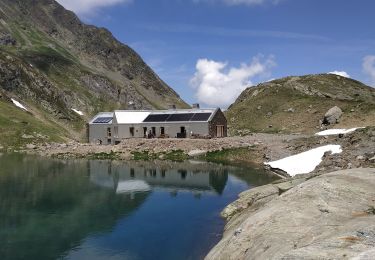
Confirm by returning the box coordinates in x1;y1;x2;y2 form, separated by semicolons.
0;153;278;260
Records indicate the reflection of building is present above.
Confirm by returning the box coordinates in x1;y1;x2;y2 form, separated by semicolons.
88;107;227;145
89;160;228;196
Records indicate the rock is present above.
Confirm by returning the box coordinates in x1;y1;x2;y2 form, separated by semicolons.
287;108;295;113
274;178;306;193
206;169;375;260
221;184;279;220
188;149;207;157
267;112;273;117
323;106;343;125
22;134;34;139
257;106;262;110
26;144;36;149
357;155;366;161
369;156;375;162
0;145;3;150
0;34;16;46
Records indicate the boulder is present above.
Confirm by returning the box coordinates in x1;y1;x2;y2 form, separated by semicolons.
323;106;343;125
188;149;207;157
26;144;36;149
206;168;375;260
22;134;34;139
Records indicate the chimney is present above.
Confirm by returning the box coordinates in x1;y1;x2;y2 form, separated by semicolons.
128;101;136;110
168;104;176;110
192;103;200;109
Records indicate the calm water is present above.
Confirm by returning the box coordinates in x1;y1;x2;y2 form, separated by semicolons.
0;153;278;260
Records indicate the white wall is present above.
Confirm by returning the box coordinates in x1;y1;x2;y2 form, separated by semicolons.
114;122;209;139
89;124;112;144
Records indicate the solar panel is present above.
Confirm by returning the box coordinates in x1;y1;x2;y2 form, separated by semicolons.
190;113;212;121
143;114;171;122
166;113;194;122
93;117;113;124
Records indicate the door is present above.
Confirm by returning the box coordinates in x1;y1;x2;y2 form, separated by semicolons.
216;125;224;138
143;127;147;138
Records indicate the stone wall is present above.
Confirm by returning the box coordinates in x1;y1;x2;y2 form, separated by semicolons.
209;109;228;138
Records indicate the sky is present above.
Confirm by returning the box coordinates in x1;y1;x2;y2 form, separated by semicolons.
56;0;375;108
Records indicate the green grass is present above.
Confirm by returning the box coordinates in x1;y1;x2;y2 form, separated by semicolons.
226;76;375;135
131;150;188;162
201;147;260;166
367;206;375;215
0;100;68;148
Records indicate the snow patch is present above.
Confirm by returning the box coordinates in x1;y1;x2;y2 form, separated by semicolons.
315;128;364;136
265;145;342;177
11;98;28;111
328;71;350;78
72;109;84;116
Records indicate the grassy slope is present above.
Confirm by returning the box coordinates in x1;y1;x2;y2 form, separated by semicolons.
0;100;67;148
0;2;189;148
227;75;375;135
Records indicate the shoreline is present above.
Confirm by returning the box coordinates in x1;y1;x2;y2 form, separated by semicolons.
18;133;303;169
4;129;375;259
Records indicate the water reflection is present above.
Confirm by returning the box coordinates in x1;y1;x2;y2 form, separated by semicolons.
89;160;229;196
0;154;149;260
0;154;277;260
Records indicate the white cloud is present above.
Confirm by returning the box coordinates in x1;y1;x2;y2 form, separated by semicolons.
56;0;132;16
363;55;375;85
194;0;280;6
328;71;350;78
190;56;275;107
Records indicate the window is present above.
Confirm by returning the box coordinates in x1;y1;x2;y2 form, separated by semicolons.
152;127;156;136
160;127;165;135
130;168;135;178
130;127;135;137
107;127;112;137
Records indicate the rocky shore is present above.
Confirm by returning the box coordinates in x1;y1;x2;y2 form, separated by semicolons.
205;168;375;260
204;127;375;259
23;133;301;164
15;127;375;259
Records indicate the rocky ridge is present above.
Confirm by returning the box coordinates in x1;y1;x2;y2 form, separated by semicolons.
227;74;375;135
0;0;188;147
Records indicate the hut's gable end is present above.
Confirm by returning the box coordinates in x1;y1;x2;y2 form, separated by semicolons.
209;109;227;138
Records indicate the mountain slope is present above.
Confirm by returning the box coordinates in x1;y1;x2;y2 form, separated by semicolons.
0;0;188;148
227;74;375;135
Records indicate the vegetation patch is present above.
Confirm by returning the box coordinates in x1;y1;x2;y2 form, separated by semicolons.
87;151;120;160
366;206;375;215
131;151;154;161
131;150;188;162
0;100;66;149
201;147;262;166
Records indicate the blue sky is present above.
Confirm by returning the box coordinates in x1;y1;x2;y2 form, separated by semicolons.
56;0;375;107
